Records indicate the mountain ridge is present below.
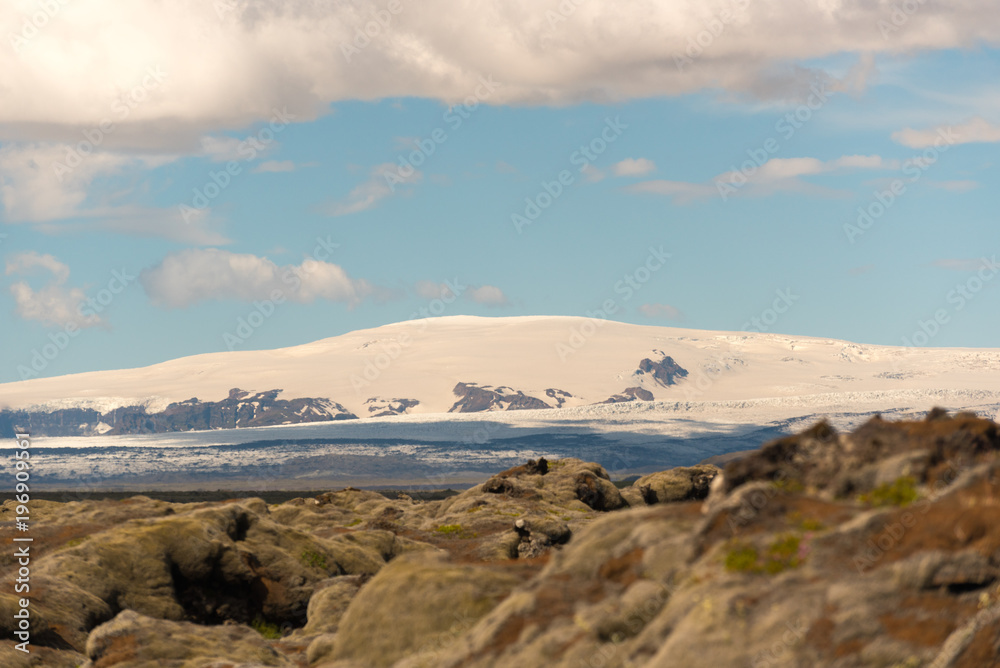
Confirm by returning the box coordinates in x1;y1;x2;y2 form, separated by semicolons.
2;316;999;434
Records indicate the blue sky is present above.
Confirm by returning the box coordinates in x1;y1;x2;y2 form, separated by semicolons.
1;1;998;383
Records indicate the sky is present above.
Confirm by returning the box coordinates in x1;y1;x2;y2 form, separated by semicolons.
1;0;998;383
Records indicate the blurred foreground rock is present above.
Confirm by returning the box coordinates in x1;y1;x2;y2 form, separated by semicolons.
2;409;999;667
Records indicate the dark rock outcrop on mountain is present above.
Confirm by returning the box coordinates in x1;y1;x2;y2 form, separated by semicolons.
0;406;108;437
545;388;572;408
364;397;420;417
449;382;551;413
152;388;358;432
600;386;655;404
635;350;688;387
6;409;1000;667
0;388;357;437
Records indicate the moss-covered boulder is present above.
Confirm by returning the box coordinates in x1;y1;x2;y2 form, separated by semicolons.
83;609;291;667
634;464;720;504
319;552;521;667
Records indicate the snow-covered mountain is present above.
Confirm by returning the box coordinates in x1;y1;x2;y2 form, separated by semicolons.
2;315;1000;437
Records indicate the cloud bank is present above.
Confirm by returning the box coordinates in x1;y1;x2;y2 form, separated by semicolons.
140;248;374;308
4;0;1000;148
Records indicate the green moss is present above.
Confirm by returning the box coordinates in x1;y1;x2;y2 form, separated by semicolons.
465;505;483;513
799;518;825;532
770;477;805;493
768;534;799;558
860;476;920;507
346;518;362;527
251;616;282;639
493;510;521;517
787;511;825;532
301;549;328;570
725;544;760;572
725;534;803;575
889;658;921;668
435;524;477;539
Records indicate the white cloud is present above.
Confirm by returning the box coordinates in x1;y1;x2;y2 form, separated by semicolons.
4;1;1000;149
199;136;246;162
0;143;134;221
639;303;682;320
933;257;997;271
613;158;656;177
626;180;714;204
930;179;979;192
415;281;509;306
254;160;296;173
5;251;71;283
327;163;422;216
581;164;605;183
5;252;103;328
0;143;227;243
140;248;373;308
892;117;1000;148
468;285;509;307
495;161;519;174
415;280;457;300
629;154;897;202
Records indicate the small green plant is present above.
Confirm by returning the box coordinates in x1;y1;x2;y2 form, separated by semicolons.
787;511;825;532
764;534;802;573
251;616;282;639
771;477;805;493
725;544;760;572
889;658;921;668
301;549;328;570
725;534;803;575
860;476;920;507
434;524;477;539
799;518;825;532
